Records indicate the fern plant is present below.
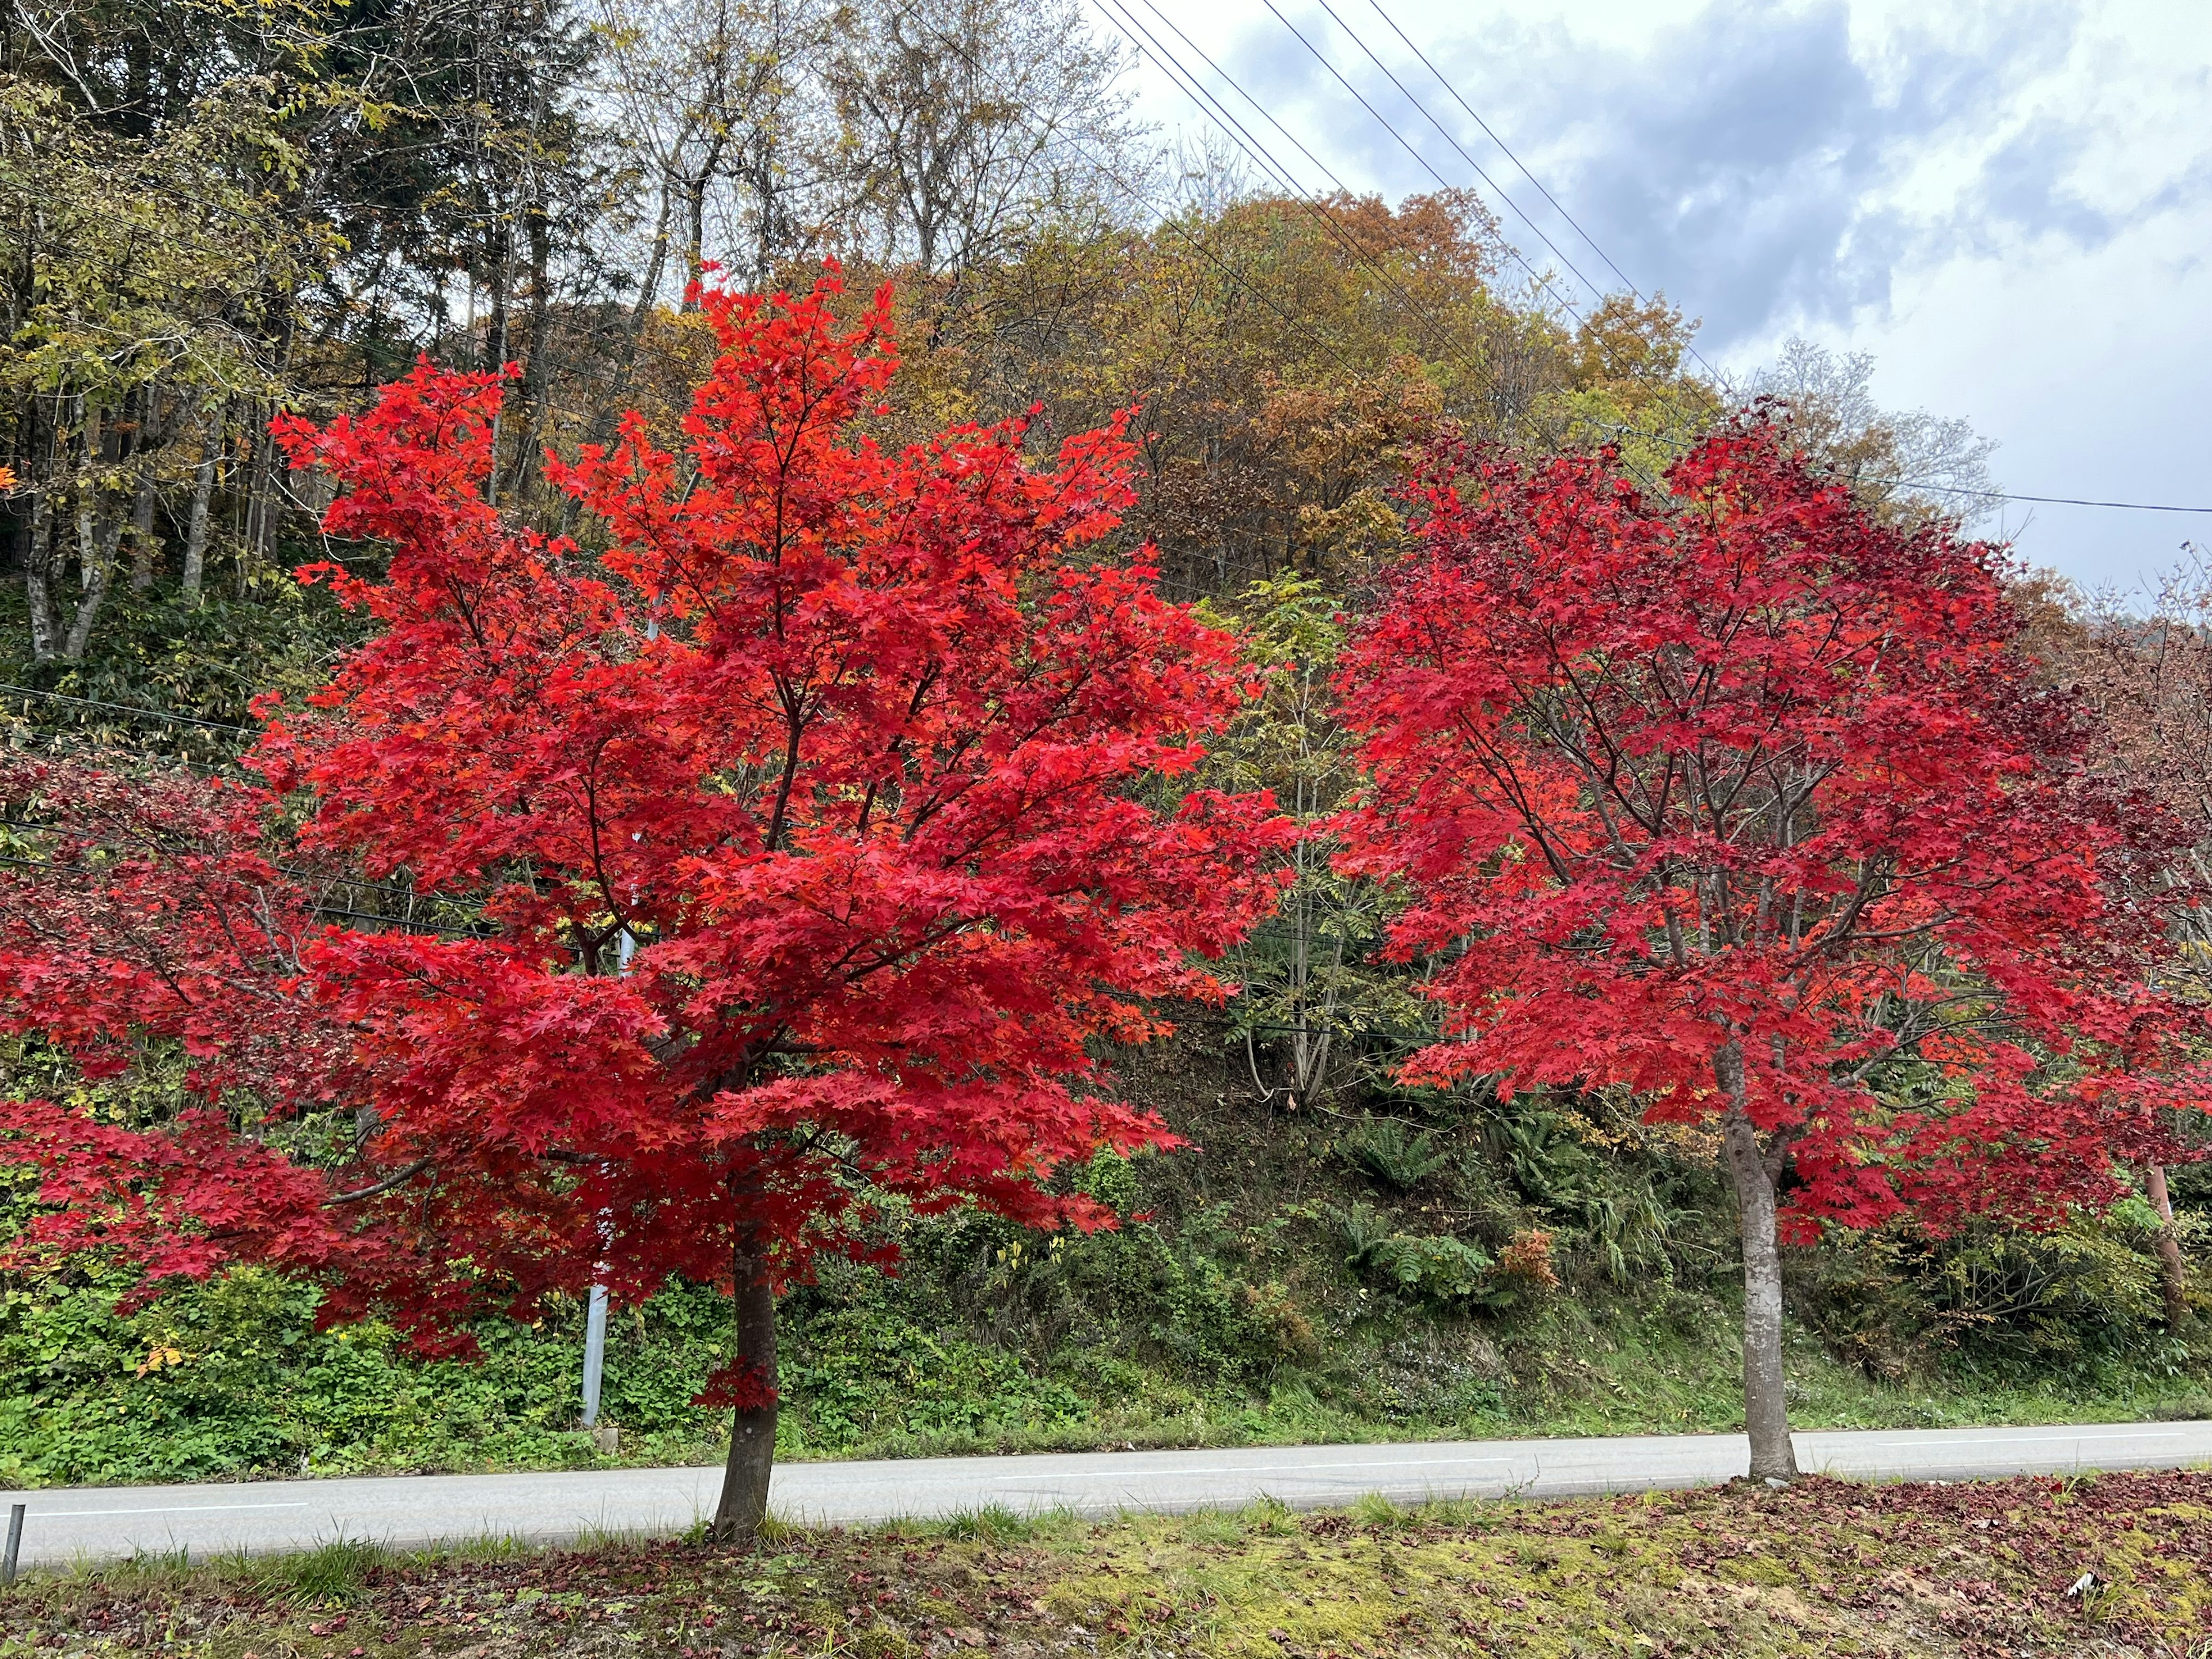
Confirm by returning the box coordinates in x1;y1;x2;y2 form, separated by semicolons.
1341;1119;1452;1192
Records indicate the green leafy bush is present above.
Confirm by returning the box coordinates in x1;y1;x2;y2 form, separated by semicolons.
1340;1120;1451;1192
1;1021;2205;1487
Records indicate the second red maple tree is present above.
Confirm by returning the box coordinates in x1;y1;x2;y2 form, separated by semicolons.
1336;421;2207;1478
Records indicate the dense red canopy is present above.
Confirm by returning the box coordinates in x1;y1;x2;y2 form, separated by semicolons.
1335;420;2209;1238
0;273;1286;1387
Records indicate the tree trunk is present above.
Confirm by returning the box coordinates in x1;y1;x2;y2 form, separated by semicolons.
182;412;221;604
75;491;97;592
681;173;710;312
244;314;298;578
64;502;120;660
2146;1164;2191;1327
242;397;274;577
711;1238;779;1545
482;219;513;502
24;490;59;664
1714;1043;1799;1482
128;470;157;592
502;202;554;510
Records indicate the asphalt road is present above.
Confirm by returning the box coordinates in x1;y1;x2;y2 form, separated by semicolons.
12;1420;2211;1567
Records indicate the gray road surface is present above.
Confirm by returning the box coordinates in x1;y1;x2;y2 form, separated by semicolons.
12;1420;2211;1567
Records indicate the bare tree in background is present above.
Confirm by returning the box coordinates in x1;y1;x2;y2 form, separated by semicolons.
830;0;1139;300
1752;338;2000;528
594;0;841;307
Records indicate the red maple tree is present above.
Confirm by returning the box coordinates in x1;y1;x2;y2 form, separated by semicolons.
0;272;1284;1535
1335;420;2209;1479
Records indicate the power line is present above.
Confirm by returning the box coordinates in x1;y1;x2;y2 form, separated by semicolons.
1880;483;2212;514
866;12;1359;378
1240;0;1715;488
1257;0;1597;336
1131;0;1359;192
1092;0;1492;389
1364;0;1638;298
0;683;255;735
1303;3;2211;514
1308;0;1615;303
1279;1;1715;420
1100;0;1691;503
895;6;1370;404
1585;419;2212;516
1356;0;1724;388
1253;0;1714;448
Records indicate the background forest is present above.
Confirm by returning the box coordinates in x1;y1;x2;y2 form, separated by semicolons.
3;0;2207;1486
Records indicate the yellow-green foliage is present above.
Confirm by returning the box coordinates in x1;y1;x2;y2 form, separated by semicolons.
7;1471;2211;1657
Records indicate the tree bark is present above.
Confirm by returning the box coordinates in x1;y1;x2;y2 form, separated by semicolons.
182;411;221;604
128;469;157;592
1715;1043;1799;1482
711;1236;779;1545
63;506;119;660
501;200;554;510
62;445;123;662
24;490;59;664
2146;1163;2192;1328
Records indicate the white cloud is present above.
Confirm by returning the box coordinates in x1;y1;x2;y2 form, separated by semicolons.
1108;0;2212;588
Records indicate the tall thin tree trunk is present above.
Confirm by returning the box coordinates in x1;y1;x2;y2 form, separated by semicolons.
64;501;120;660
681;173;710;312
679;127;729;315
2146;1164;2192;1327
75;491;96;592
182;411;221;604
504;203;554;510
241;397;271;579
128;471;157;592
482;218;514;502
712;1235;779;1544
244;313;299;579
24;490;59;664
1715;1042;1798;1482
73;398;99;596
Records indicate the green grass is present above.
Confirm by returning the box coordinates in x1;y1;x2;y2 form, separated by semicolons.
6;1247;2206;1491
7;1472;2212;1657
6;1022;2208;1490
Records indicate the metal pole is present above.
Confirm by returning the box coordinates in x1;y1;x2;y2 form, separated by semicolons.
580;558;650;1421
581;924;636;1431
4;1501;24;1587
581;1283;609;1428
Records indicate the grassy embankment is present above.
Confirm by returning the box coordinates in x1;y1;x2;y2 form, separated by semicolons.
7;1472;2212;1658
6;1016;2210;1487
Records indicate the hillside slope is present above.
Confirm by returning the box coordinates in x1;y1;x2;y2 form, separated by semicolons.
4;1013;2208;1486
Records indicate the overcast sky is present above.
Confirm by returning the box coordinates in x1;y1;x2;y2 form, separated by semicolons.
1099;0;2211;593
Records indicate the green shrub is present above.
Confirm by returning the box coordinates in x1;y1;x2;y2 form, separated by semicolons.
1340;1120;1450;1192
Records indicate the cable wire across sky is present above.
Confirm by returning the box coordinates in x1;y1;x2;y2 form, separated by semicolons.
1118;1;2206;522
1088;0;1701;493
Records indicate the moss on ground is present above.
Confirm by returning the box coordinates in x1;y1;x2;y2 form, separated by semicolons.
8;1469;2212;1657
